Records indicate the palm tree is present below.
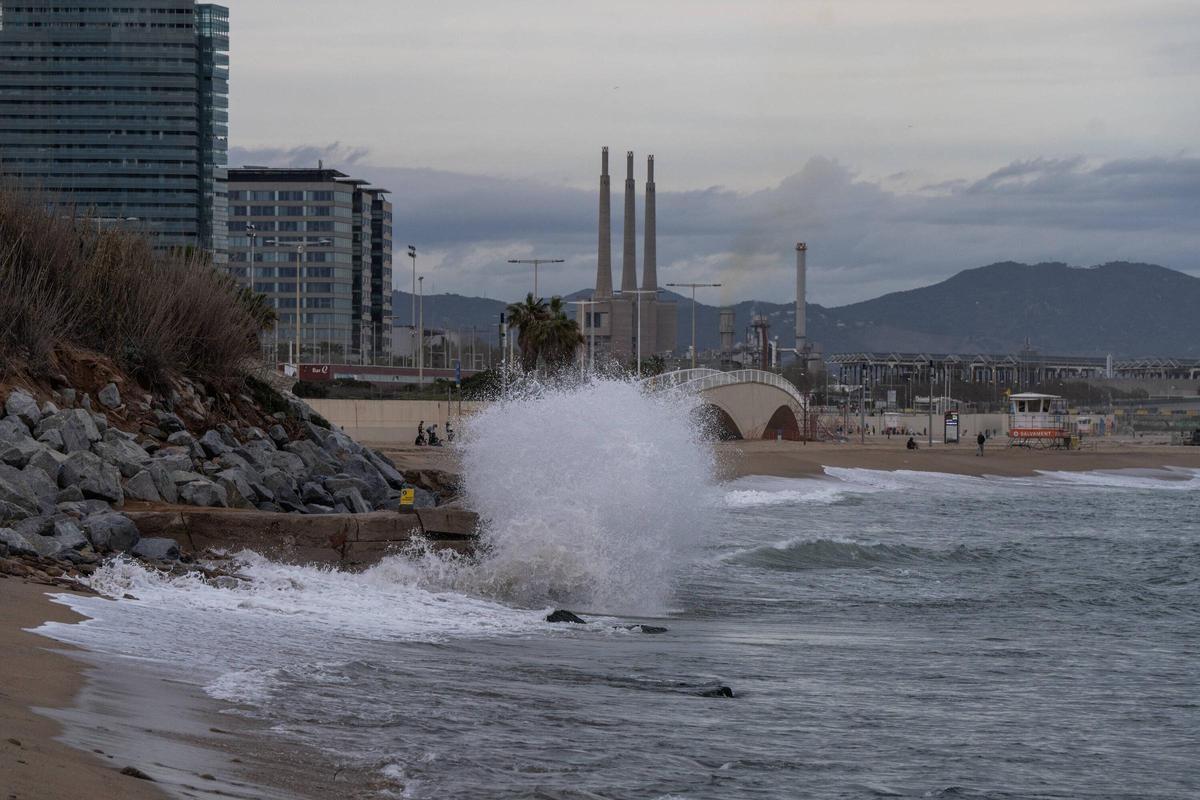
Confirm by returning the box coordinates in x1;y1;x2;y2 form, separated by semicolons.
539;297;584;371
505;293;548;371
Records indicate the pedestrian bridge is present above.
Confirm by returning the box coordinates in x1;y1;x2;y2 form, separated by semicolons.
642;368;812;440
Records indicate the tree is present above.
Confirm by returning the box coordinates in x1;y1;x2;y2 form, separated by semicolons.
505;293;547;371
503;293;583;373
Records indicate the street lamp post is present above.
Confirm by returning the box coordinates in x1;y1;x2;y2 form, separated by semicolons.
245;222;256;291
569;298;598;377
407;245;417;368
418;275;425;386
507;257;564;299
666;282;721;369
928;359;935;448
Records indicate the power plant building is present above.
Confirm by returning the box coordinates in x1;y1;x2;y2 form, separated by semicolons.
0;1;230;261
584;148;676;360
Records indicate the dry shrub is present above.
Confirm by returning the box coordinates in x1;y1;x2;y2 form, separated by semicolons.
0;187;263;386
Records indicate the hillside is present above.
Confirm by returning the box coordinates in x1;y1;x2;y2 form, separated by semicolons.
393;261;1200;358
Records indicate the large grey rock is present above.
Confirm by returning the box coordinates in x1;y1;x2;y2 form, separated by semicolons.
152;450;194;474
153;410;186;434
37;428;65;452
301;481;334;506
178;479;228;508
28;448;69;482
167;430;196;448
56;498;111;518
13;515;52;539
60;451;124;504
20;464;58;504
55;485;85;504
92;436;151;479
320;428;362;461
131;537;180;561
261;469;300;505
5;389;42;429
341;455;389;503
268;450;306;475
0;528;33;555
41;401;60;416
37;409;102;453
97;382;121;409
0;464;44;518
83;512;140;553
0;416;30;442
0;499;35;523
52;518;88;549
284;440;336;471
267;424;289;447
334;487;371;514
146;463;179;504
365;449;407;488
198;430;231;458
125;470;162;503
214;469;254;508
170;469;207;485
0;435;45;469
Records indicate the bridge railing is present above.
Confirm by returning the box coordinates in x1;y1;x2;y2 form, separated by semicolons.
639;368;722;390
673;368;808;409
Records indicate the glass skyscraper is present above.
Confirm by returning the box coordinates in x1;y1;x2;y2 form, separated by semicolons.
0;1;229;261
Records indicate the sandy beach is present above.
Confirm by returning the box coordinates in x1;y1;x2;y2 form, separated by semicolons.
720;437;1200;479
0;579;166;800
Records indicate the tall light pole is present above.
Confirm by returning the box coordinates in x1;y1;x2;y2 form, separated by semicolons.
666;282;721;369
617;288;661;378
569;298;598;376
418;275;425;386
928;359;935;447
507;257;564;299
407;245;417;367
293;237;332;365
245;222;256;291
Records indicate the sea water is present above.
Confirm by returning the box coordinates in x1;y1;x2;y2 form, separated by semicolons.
37;380;1200;799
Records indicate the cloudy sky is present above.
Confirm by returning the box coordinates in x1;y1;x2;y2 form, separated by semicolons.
227;0;1200;307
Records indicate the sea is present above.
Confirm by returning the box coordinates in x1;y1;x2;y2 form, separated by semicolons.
36;380;1200;799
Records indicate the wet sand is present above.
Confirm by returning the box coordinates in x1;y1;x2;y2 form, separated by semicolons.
0;579;166;800
720;438;1200;479
1;577;385;800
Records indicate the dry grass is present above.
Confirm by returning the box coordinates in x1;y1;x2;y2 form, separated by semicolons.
0;187;264;388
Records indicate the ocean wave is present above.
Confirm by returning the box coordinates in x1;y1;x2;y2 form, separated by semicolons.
1035;467;1200;491
727;537;998;571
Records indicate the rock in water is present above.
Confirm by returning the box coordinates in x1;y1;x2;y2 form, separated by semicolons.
119;766;155;781
132;537;180;561
546;609;587;624
696;685;735;698
617;624;669;634
83;512;140;553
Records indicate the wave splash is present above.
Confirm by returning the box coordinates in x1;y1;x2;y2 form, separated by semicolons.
446;377;718;614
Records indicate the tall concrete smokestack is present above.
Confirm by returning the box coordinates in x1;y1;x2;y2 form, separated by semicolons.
595;148;613;298
620;150;637;293
642;155;656;290
795;242;808;351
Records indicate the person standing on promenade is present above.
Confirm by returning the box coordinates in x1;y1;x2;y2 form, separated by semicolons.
977;431;986;456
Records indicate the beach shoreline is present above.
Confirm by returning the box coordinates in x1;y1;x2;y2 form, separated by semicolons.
718;438;1200;480
1;576;385;800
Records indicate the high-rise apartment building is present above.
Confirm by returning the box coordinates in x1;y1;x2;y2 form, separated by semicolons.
227;167;392;365
0;1;229;260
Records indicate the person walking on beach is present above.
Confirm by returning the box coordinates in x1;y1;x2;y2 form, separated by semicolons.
977;431;986;456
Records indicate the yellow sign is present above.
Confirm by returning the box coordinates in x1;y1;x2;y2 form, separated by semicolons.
400;488;415;506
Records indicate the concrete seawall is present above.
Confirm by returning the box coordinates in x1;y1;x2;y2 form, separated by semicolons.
307;399;490;444
126;507;478;568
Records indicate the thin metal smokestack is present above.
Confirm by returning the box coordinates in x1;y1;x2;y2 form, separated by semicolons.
595;148;613;298
642;155;656;290
620;150;637;293
795;242;808;351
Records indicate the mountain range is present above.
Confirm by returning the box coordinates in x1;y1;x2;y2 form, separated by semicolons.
393;261;1200;358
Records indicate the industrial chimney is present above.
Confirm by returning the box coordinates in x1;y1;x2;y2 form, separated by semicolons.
620;151;637;293
642;155;656;290
719;308;735;361
595;148;613;298
795;242;808;352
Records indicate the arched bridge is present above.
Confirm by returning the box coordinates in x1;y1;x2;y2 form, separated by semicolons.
643;369;814;441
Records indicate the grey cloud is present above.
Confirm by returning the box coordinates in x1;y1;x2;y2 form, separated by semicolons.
229;146;1200;306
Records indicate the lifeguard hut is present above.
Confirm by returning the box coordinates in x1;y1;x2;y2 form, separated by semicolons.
1007;392;1073;448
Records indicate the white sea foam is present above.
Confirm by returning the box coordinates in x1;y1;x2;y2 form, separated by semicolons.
1035;467;1200;491
452;377;718;614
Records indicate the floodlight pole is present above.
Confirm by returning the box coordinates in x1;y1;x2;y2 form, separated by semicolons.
507;257;564;299
666;282;721;369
